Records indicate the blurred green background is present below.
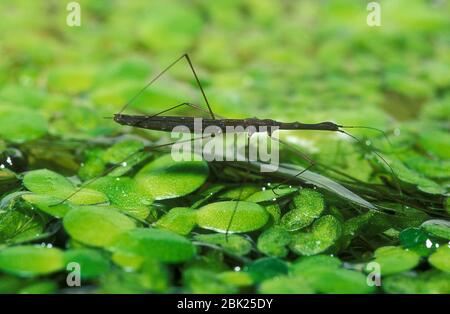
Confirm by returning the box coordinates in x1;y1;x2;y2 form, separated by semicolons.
0;0;449;177
0;0;449;294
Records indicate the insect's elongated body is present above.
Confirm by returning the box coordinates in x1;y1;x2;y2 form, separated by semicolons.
113;114;341;134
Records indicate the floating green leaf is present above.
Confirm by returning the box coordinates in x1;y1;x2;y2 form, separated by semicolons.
290;215;342;256
135;153;209;200
421;219;450;240
156;207;197;235
89;176;152;219
245;257;289;283
281;188;325;231
64;249;110;279
194;233;252;256
110;228;196;263
197;201;269;233
0;246;64;277
259;276;314;294
23;169;108;205
368;246;420;276
63;206;136;247
22;194;74;218
257;226;291;257
428;246;450;273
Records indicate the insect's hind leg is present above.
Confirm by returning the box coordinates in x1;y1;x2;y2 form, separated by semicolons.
52;135;211;206
118;53;217;120
269;137;317;194
225;133;252;242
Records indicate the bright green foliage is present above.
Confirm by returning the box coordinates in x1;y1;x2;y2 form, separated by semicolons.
0;106;48;143
156;207;197;235
194;233;252;256
110;228;196;263
0;246;64;277
290;215;342;256
64;249;110;279
369;246;421;276
281;188;325;231
421;220;450;240
428;246;450;273
135;154;209;200
63;206;136;247
0;0;449;294
89;176;152;219
197;201;269;233
257;226;291;257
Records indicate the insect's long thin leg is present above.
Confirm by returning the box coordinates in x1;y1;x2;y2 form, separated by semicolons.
52;135;211;206
118;53;216;120
184;54;215;120
269;137;316;192
338;129;404;203
225;134;251;242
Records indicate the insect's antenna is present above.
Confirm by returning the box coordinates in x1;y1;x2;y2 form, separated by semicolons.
117;54;186;115
340;125;393;148
338;129;404;203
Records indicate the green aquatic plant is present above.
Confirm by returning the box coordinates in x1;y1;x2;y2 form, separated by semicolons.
0;0;449;294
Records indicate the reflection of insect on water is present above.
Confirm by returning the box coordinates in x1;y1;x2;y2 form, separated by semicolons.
59;53;399;237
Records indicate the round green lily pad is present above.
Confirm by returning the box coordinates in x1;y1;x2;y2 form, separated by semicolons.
369;246;420;275
428;246;450;273
155;207;197;235
23;169;108;205
135;153;209;200
22;194;74;218
0;245;64;277
196;201;269;233
23;169;74;197
63;206;136;247
64;249;110;279
110;228;196;263
89;176;152;219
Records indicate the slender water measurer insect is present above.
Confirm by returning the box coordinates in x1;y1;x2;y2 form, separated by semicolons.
60;53;400;237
